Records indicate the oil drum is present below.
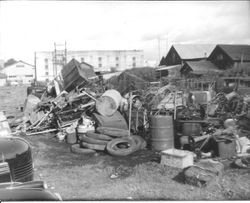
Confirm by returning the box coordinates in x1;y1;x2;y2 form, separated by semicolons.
149;115;174;151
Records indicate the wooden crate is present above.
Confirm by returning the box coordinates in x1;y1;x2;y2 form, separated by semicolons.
161;149;194;169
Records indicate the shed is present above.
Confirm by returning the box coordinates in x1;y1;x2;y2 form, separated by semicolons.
181;61;222;77
208;44;250;69
160;44;216;66
156;64;182;78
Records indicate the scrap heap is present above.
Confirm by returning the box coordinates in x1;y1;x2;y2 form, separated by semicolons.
9;59;250;185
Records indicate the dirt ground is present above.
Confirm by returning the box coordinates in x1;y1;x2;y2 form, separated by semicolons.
1;86;250;200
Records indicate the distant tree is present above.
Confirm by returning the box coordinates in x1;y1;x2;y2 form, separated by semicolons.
4;58;17;67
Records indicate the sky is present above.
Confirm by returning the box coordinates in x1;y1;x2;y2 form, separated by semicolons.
0;1;249;64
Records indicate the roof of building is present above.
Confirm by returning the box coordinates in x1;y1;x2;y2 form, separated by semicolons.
216;44;250;61
156;64;182;71
183;60;222;74
3;60;34;69
172;44;216;60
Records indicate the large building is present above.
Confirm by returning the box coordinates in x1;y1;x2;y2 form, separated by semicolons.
1;60;35;84
35;50;144;81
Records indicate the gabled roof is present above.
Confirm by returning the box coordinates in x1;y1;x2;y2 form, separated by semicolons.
183;60;222;74
173;44;216;60
216;44;250;61
3;60;34;69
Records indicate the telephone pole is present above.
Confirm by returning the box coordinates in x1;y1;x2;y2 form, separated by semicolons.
34;52;37;83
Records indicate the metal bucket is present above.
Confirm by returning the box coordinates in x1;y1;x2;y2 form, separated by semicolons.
95;89;122;117
66;127;77;144
149;115;174;151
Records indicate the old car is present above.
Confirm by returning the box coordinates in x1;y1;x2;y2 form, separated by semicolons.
0;181;61;201
0;111;62;200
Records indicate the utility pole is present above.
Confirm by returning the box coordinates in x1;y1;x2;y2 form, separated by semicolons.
34;52;37;83
158;36;161;65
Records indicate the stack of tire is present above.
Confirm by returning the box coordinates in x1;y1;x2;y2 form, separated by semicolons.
71;126;147;156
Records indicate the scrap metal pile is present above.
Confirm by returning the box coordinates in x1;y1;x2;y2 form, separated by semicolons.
9;59;250;177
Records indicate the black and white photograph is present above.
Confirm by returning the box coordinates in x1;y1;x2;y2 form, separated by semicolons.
0;0;250;201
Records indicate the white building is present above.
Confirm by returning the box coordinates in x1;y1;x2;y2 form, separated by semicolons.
1;60;35;84
35;50;144;81
0;73;7;86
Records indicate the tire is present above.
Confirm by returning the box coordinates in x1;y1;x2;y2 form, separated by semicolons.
96;127;129;137
80;134;109;145
86;131;113;141
70;144;96;154
81;141;106;151
106;137;137;156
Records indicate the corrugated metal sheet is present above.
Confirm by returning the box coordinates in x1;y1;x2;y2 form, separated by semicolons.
173;44;216;60
156;64;181;71
185;60;222;74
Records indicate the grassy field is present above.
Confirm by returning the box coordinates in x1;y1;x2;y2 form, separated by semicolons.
1;85;250;200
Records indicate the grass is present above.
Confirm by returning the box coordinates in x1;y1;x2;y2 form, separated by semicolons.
1;85;250;200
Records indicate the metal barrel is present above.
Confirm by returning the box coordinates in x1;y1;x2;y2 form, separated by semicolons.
96;89;122;117
149;115;174;151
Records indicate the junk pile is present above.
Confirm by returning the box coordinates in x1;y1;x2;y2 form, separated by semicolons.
8;59;250;176
10;60;150;157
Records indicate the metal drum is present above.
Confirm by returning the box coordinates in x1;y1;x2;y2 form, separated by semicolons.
149;115;174;151
95;89;122;117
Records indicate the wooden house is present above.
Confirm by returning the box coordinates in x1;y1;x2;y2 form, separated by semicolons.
180;60;222;78
159;44;215;66
158;44;215;79
208;44;250;70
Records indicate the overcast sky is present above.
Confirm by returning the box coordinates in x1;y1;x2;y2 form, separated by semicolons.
0;1;249;64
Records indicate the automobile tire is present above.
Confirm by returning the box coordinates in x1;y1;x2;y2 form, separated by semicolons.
70;144;96;154
80;134;109;145
96;127;129;137
85;131;113;141
106;137;137;156
81;141;106;151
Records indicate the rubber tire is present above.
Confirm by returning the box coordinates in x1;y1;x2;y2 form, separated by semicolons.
86;131;113;141
106;137;137;156
132;135;147;150
71;144;96;154
80;134;109;145
81;141;106;151
96;127;129;137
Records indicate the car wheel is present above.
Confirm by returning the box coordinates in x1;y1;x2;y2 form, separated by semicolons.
85;131;113;141
106;137;137;156
96;127;129;137
80;142;106;151
70;144;96;154
80;134;109;145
